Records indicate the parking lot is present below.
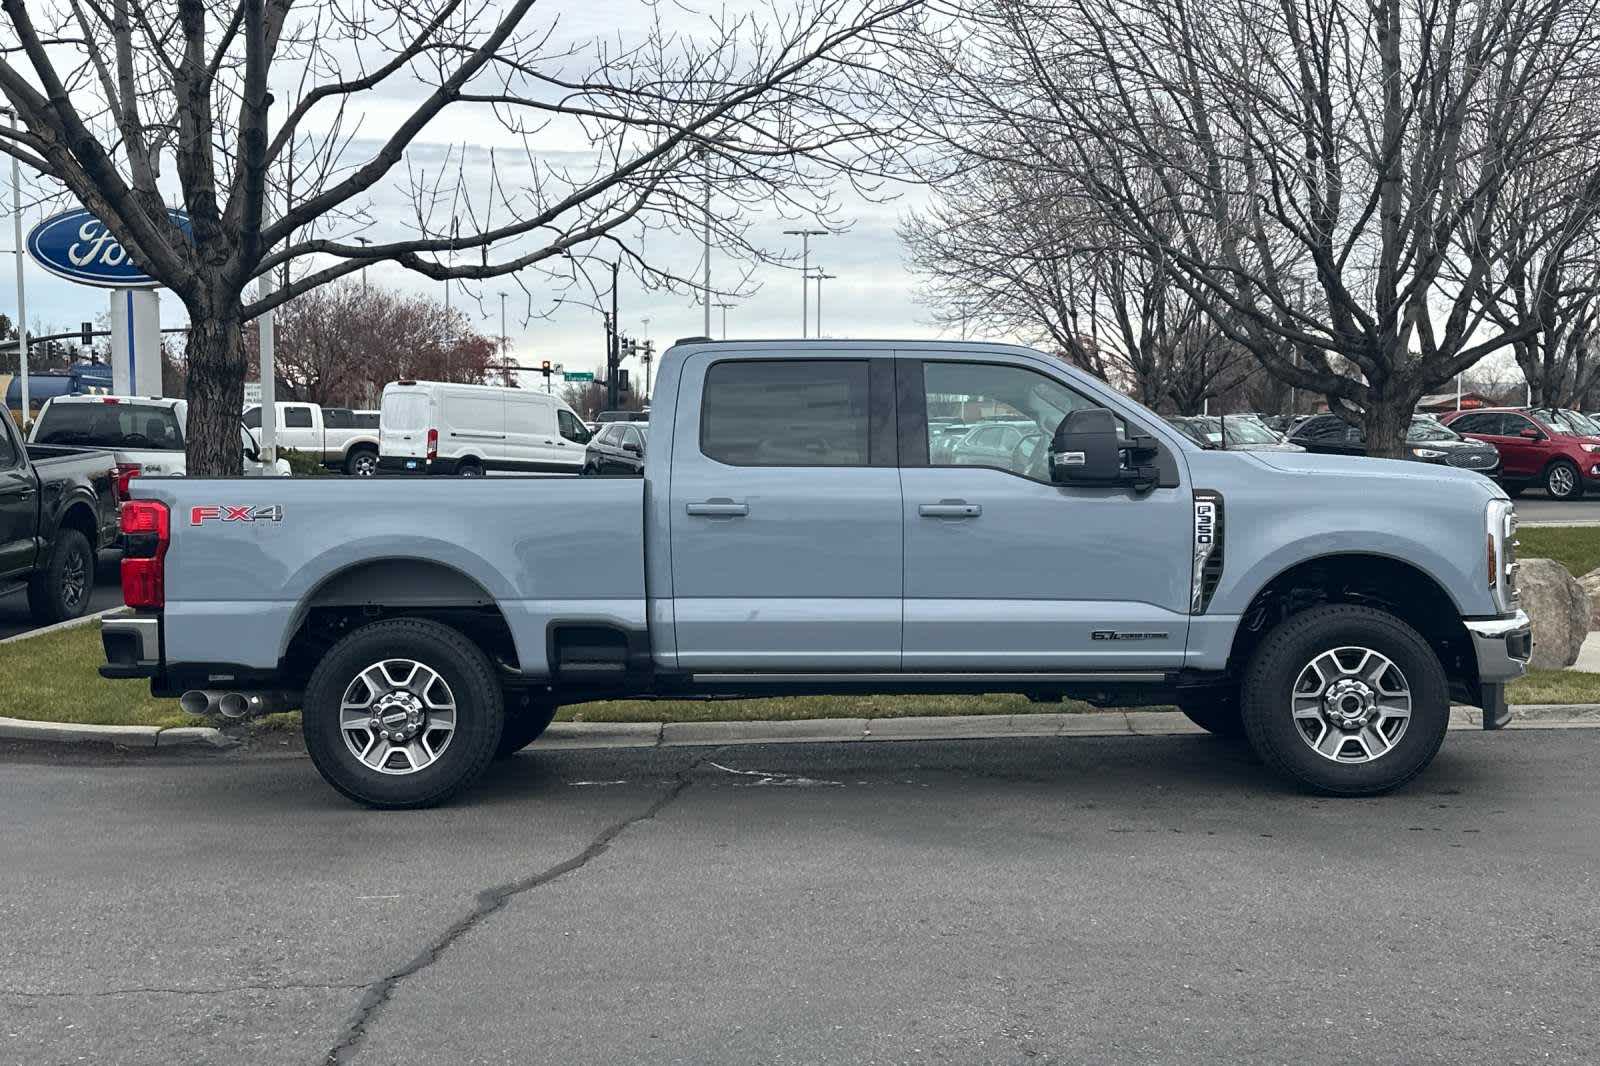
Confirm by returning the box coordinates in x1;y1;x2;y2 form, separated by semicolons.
0;553;123;642
3;730;1597;1066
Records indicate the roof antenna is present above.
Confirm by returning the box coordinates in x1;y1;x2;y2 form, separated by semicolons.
1218;412;1227;450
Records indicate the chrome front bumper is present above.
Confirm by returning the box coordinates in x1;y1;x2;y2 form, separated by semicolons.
1465;610;1532;730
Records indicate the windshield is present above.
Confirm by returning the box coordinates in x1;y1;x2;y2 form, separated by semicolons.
381;391;429;432
34;401;183;450
1407;418;1461;442
1542;408;1600;435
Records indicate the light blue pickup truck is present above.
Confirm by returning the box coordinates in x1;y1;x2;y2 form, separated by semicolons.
101;340;1531;807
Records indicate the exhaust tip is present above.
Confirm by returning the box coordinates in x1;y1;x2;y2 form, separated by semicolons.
217;693;251;719
179;690;214;717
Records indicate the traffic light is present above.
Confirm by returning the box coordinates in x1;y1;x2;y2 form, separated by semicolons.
540;359;552;380
618;368;630;394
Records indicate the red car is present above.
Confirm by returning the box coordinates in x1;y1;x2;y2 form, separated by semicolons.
1440;407;1600;500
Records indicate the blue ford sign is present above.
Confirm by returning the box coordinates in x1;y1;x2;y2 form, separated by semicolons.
25;207;189;288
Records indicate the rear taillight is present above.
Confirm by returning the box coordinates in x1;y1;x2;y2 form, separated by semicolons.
426;428;438;460
113;462;142;502
120;500;169;609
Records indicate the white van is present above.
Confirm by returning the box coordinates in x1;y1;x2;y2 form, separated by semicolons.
378;381;593;476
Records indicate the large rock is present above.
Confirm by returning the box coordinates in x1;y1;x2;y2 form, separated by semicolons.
1517;557;1589;669
1580;566;1600;630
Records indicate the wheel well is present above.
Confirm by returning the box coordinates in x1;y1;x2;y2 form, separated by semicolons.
1227;554;1476;698
279;558;517;685
57;502;98;546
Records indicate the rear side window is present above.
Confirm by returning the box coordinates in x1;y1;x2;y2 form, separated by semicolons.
33;402;183;450
1452;413;1503;435
701;360;870;466
323;408;353;429
381;392;429;432
243;406;262;429
355;412;379;429
283;406;314;429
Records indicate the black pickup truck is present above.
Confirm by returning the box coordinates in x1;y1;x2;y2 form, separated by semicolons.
0;407;119;623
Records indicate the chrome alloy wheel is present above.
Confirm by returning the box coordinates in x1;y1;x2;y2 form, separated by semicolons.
1549;463;1577;498
339;659;458;775
1290;646;1411;763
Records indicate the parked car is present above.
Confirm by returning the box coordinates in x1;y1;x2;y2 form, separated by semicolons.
377;380;592;476
0;406;118;622
928;420;976;462
30;396;291;481
948;421;1043;468
1440;407;1600;499
1290;414;1500;476
595;409;649;424
104;339;1528;808
243;401;381;475
1168;415;1302;451
584;422;646;476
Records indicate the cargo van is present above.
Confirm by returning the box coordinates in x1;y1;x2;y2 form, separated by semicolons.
377;380;592;476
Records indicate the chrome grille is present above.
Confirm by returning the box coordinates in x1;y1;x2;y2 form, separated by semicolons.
1447;450;1497;469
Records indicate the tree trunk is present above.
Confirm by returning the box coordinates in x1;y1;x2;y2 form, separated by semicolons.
185;315;248;477
1363;396;1412;459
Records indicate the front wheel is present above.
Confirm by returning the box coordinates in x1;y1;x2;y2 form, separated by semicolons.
1545;459;1582;500
1241;605;1449;796
302;618;504;808
28;529;93;624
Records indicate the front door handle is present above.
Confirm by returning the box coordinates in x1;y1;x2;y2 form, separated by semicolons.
686;499;749;517
919;500;981;518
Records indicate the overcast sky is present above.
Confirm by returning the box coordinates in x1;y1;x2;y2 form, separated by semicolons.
3;0;956;386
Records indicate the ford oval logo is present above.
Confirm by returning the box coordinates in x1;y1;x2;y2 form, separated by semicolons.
25;207;190;288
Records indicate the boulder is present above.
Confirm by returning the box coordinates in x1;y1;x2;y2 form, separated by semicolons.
1580;566;1600;630
1517;557;1589;669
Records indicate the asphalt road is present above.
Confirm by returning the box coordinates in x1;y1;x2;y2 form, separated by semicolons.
2;729;1597;1065
0;552;124;641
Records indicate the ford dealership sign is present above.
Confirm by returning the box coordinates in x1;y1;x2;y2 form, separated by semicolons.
26;207;189;288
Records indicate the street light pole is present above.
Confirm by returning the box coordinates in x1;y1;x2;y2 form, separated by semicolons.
783;228;826;338
813;269;836;337
715;301;735;340
640;315;653;397
355;236;371;290
702;163;712;338
2;108;29;424
499;291;508;386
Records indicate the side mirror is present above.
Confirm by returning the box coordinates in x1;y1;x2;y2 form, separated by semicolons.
1520;428;1542;439
1051;409;1158;492
622;441;642;456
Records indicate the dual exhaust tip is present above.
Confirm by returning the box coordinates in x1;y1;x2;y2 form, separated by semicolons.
179;690;294;720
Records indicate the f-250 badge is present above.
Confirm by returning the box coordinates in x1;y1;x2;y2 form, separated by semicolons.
190;505;284;525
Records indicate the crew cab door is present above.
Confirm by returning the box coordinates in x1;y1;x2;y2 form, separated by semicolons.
896;355;1192;670
0;412;37;579
668;353;901;669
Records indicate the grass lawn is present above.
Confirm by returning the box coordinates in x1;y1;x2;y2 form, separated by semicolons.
5;621;1599;730
1517;525;1600;578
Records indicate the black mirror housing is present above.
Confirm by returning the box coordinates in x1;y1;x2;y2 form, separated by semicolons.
1051;409;1123;484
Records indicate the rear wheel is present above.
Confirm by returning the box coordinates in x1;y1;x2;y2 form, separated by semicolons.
1545;459;1582;500
494;696;560;758
1176;687;1245;738
302;618;504;808
28;529;93;624
458;460;483;478
1241;605;1449;796
345;448;378;477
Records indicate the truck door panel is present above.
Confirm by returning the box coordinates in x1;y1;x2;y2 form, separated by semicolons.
0;418;34;579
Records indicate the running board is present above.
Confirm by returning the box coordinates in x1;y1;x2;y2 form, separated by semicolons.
691;672;1168;684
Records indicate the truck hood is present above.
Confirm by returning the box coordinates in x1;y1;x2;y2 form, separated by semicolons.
1241;448;1503;494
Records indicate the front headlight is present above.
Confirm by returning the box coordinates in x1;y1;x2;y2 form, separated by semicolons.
1412;448;1447;459
1487;499;1519;612
1582;444;1600;453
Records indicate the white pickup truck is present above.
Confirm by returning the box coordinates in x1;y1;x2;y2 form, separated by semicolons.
242;402;380;476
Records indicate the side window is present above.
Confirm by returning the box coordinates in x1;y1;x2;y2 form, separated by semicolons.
623;426;644;452
323;408;353;429
1294;415;1342;443
558;409;590;444
701;360;871;466
923;361;1103;480
1460;413;1505;435
0;415;18;468
1501;415;1534;436
242;406;262;429
283;406;314;429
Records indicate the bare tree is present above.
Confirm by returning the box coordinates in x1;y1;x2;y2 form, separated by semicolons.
896;0;1600;455
901;159;1254;412
0;0;916;472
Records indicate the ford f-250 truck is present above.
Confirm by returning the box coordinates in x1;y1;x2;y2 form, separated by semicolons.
100;340;1532;808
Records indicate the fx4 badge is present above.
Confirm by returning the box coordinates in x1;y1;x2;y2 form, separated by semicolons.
190;505;283;525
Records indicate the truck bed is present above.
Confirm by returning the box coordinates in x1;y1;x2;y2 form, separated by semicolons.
130;475;647;677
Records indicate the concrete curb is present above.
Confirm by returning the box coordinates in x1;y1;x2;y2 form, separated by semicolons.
3;705;1597;754
0;606;125;646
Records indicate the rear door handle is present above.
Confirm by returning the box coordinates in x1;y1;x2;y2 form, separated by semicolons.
919;501;981;518
686;499;749;517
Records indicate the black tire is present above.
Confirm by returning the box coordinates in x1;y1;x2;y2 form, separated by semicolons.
302;618;505;809
494;696;560;759
1176;687;1246;738
27;528;93;624
345;447;379;477
1545;459;1582;500
458;460;483;478
1241;604;1449;796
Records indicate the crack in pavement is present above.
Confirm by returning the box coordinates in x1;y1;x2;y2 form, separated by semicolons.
1;981;366;999
321;761;706;1066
